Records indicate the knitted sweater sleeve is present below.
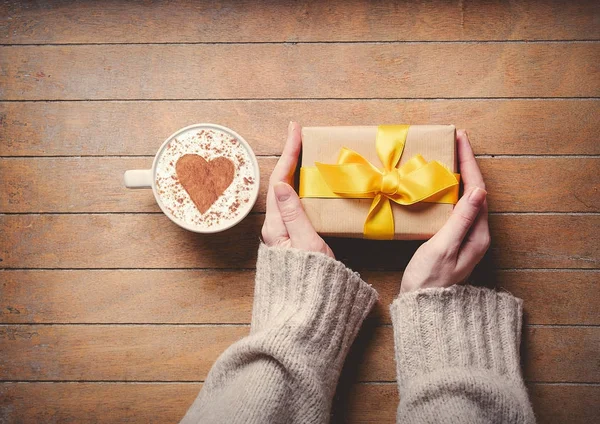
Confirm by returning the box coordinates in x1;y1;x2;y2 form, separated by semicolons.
391;285;536;423
180;244;378;424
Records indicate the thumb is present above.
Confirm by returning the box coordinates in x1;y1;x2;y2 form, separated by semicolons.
432;187;487;249
273;182;320;247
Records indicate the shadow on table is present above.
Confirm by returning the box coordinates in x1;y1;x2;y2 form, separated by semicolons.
326;237;422;270
331;318;381;422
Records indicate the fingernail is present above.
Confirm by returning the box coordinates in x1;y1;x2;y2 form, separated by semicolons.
468;187;487;206
274;182;291;202
288;121;294;131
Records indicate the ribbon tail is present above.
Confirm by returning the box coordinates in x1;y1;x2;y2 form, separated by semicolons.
364;194;395;240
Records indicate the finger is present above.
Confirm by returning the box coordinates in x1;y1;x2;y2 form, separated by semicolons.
273;182;320;248
264;122;302;241
431;186;487;249
457;130;485;191
271;121;302;183
457;200;490;269
264;186;288;243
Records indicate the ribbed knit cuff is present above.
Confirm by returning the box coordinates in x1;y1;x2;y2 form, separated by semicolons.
391;285;524;392
251;244;378;368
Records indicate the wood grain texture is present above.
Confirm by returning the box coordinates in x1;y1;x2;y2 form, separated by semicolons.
1;0;599;43
496;271;600;325
1;1;597;422
2;100;598;156
0;157;272;214
0;157;273;213
1;382;597;424
2;157;598;213
1;214;598;269
1;270;598;325
487;215;599;269
334;383;600;424
1;44;598;100
1;325;597;383
0;270;257;324
522;327;600;383
480;158;600;213
526;384;600;424
328;214;600;269
0;382;201;424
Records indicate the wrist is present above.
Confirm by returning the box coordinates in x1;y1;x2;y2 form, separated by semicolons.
252;244;378;368
391;285;525;391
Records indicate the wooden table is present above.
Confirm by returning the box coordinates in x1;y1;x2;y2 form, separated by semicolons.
1;1;598;422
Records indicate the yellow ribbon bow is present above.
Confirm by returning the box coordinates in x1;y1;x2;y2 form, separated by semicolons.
299;125;460;240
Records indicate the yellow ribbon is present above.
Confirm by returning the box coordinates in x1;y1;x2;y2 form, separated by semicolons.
299;125;460;240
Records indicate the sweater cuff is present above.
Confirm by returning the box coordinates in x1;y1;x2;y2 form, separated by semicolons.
251;244;378;363
391;285;524;391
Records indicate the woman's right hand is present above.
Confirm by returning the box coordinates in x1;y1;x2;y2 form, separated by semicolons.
261;122;334;258
400;130;490;293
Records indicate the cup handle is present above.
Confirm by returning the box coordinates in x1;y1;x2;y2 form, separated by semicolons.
124;169;153;189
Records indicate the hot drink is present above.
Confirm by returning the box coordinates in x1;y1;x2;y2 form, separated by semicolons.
153;126;258;231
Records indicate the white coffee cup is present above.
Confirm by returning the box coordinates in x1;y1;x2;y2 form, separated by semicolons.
124;123;260;233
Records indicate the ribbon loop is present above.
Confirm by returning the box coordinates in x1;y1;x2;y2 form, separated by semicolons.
300;125;460;239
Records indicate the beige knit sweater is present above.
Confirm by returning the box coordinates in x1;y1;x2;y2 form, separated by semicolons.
181;245;535;423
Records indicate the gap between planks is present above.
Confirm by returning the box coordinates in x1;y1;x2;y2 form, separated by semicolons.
1;97;599;103
2;155;600;158
1;212;599;215
1;268;598;271
1;40;599;47
0;323;598;328
1;268;596;272
0;380;598;386
0;381;598;387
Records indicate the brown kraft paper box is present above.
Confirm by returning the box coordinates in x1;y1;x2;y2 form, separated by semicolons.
299;125;457;240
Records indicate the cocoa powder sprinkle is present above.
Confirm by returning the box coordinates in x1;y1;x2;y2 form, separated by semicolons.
154;127;257;230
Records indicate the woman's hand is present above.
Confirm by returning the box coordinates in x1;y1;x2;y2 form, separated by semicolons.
400;130;490;293
261;122;334;258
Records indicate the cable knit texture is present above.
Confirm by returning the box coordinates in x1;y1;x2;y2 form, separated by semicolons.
181;246;535;423
391;285;536;423
180;244;378;424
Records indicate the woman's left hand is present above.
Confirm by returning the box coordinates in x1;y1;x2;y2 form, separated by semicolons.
400;130;490;293
261;122;334;258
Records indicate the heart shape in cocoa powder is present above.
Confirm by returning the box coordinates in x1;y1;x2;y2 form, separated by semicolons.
175;154;235;214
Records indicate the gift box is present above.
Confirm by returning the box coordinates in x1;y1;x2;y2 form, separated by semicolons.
299;125;459;240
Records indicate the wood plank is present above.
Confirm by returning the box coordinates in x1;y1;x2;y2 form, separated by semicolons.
2;157;598;213
0;270;256;324
495;271;600;325
480;158;600;213
1;382;597;424
0;382;201;424
328;215;599;269
523;327;600;383
0;325;247;382
0;157;274;213
0;157;272;214
0;325;596;383
527;384;600;424
335;383;600;424
1;214;598;269
1;44;598;100
487;215;599;269
1;0;598;43
0;214;263;269
2;270;598;325
2;100;598;156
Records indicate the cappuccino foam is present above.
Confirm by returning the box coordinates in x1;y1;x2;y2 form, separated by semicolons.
155;128;257;230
